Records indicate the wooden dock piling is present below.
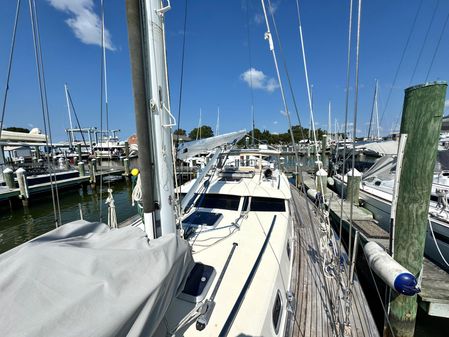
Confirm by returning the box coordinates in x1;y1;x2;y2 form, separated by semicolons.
2;168;14;189
78;162;85;177
15;168;29;206
386;82;447;337
347;168;361;205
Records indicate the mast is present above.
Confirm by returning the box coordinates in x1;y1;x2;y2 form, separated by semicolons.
216;106;220;136
64;83;74;149
196;108;202;140
328;100;331;137
374;79;380;140
126;0;176;238
251;104;255;146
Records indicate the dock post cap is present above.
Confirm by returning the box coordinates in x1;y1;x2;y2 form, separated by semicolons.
405;81;447;93
3;168;13;174
346;168;362;177
316;168;328;176
15;167;26;174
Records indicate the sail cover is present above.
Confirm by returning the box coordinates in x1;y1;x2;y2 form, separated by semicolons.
0;220;194;337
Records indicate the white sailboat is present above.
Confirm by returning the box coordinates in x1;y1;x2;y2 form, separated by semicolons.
333;159;449;272
0;1;380;336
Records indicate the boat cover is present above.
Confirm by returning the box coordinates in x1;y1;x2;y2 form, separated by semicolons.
355;140;399;156
177;130;247;160
0;220;194;337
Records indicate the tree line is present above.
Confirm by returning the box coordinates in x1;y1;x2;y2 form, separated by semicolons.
174;125;330;144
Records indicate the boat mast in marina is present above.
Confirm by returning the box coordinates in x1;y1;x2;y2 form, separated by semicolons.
64;84;75;150
126;0;176;238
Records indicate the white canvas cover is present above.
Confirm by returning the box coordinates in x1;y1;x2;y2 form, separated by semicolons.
0;220;193;337
177;130;247;160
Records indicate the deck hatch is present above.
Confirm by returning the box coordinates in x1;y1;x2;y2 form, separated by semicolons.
183;211;223;227
179;263;216;303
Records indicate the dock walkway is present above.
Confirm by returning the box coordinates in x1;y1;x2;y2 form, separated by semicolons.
289;186;379;337
0;167;126;202
302;174;449;319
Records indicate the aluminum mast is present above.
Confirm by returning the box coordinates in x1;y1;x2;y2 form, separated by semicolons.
126;0;176;238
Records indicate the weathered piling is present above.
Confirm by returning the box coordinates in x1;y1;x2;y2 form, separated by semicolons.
124;158;130;176
77;143;82;159
315;168;328;195
124;141;130;158
321;135;327;153
3;168;14;188
386;82;447;337
78;161;85;177
15;168;29;206
88;161;96;186
346;168;361;205
34;146;40;160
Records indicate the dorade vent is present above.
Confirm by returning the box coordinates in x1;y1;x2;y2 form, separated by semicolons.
272;290;283;334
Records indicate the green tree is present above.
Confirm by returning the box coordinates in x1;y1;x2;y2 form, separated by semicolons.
4;126;30;133
174;128;186;136
189;125;214;139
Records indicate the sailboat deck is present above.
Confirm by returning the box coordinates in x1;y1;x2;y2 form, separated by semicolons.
289;187;379;337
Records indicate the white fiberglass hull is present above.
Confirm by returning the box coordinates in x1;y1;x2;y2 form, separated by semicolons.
334;177;449;272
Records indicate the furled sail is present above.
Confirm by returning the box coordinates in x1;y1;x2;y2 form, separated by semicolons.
177;130;247;160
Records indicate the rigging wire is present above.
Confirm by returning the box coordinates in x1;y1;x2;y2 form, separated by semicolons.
336;0;355;330
425;8;449;81
175;0;188;149
245;0;256;145
367;79;377;140
29;0;61;226
345;0;362;326
410;0;440;84
295;0;320;155
289;0;341;333
261;0;300;172
380;0;424;126
101;0;112;193
338;0;353;278
98;0;107;222
66;87;89;149
269;1;306;142
0;0;21;141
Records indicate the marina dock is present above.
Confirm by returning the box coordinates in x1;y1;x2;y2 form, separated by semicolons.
288;186;379;337
301;174;449;319
0;166;127;205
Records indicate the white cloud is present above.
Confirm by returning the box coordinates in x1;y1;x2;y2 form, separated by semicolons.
254;13;264;24
445;99;449;109
273;120;278;125
280;110;288;116
47;0;115;50
240;68;279;93
254;1;279;24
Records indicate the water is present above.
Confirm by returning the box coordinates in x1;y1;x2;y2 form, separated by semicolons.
0;180;136;254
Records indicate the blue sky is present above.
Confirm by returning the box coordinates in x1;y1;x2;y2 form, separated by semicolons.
1;0;449;141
